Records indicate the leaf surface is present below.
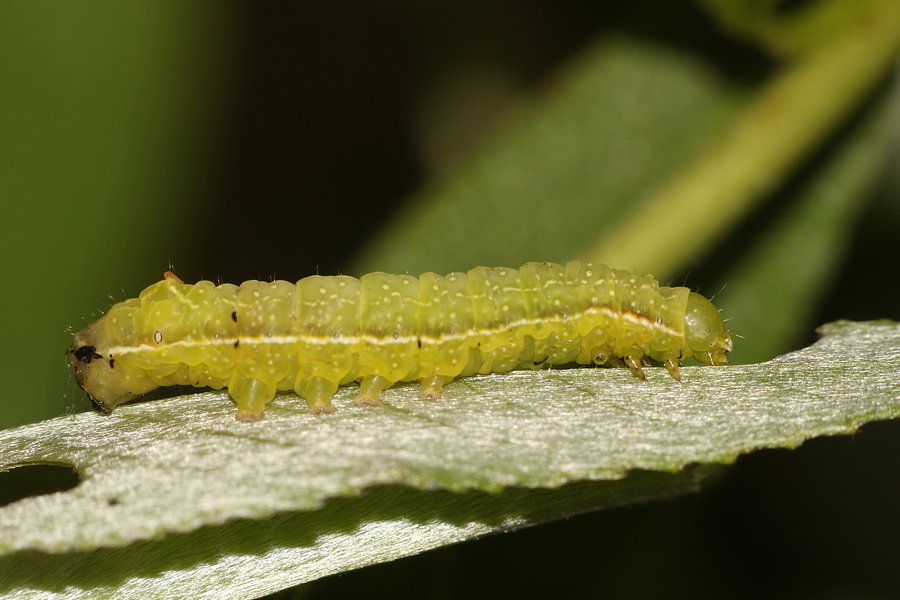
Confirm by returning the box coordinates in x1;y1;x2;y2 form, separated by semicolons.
2;320;899;598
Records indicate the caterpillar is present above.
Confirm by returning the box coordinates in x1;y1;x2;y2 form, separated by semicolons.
67;261;732;421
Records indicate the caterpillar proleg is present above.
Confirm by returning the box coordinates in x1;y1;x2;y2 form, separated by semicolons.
68;261;732;421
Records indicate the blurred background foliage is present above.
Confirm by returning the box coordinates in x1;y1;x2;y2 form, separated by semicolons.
1;0;900;598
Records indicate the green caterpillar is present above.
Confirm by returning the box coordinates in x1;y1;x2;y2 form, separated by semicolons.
68;261;732;421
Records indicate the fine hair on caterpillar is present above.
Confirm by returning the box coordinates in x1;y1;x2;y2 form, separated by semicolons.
67;261;733;422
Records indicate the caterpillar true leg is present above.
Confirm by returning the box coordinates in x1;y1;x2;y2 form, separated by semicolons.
663;357;682;381
623;354;647;380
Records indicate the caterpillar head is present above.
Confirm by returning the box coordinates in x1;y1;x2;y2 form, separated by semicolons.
683;292;732;366
67;310;158;414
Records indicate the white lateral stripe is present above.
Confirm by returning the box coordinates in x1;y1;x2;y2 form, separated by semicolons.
109;305;679;355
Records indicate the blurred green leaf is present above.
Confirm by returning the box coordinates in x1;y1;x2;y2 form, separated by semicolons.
0;2;235;429
713;94;895;364
3;320;900;597
696;0;889;57
585;0;900;280
349;36;745;277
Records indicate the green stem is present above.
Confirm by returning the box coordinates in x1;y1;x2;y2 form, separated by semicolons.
581;0;900;280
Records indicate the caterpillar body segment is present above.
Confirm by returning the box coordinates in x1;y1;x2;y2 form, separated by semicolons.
67;261;732;421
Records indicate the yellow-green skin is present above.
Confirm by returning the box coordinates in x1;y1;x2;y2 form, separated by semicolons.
67;261;732;421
